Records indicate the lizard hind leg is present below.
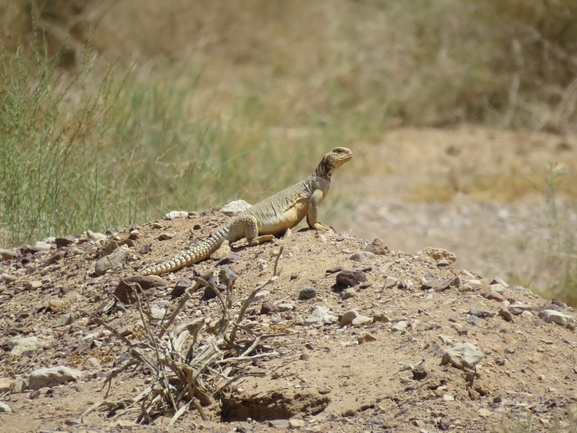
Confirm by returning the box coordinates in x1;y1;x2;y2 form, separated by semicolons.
242;215;275;246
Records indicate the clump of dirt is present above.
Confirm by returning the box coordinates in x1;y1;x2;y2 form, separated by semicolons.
1;210;576;433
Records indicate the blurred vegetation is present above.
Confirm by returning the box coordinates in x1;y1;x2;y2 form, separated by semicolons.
1;0;577;253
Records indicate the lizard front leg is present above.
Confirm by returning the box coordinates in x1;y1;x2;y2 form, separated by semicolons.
307;189;330;231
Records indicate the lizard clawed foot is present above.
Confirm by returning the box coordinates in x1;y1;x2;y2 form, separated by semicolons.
312;223;331;231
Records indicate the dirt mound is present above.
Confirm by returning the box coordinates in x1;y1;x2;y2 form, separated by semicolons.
1;211;576;432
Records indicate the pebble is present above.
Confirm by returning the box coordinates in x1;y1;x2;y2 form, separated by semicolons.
30;241;52;252
86;230;107;242
277;302;294;312
398;279;414;291
383;276;398;289
443;394;455;401
0;402;11;413
439;334;453;344
0;248;18;260
8;336;41;357
349;251;376;261
83;357;101;370
299;287;317;300
289;418;306;428
159;231;176;240
163;210;189;219
469;309;493;318
486;291;505;302
441;342;484;369
28;366;83;390
357;332;377;344
423;247;457;264
341;287;356;300
95;246;130;276
499;308;514;322
340;310;373;327
392;320;408;332
221;200;252;215
336;270;367;287
466;315;481;326
25;280;43;290
412;365;428;380
114;275;167;304
252;290;269;303
0;378;14;393
508;302;532;315
372;311;391;322
304;307;337;326
538;310;575;328
364;238;390;255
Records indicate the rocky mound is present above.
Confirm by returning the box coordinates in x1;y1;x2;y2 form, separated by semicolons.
1;210;576;433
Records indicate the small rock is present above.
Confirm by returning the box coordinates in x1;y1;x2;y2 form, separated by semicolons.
495;357;506;366
113;275;168;304
443;394;455;401
221;200;252;215
0;402;11;413
260;301;276;315
486;291;505;302
95;246;130;276
0;248;18;260
469;309;493;318
491;276;509;287
340;310;359;326
441;342;484;369
289;418;306;429
30;241;52;252
86;230;107;242
364;238;390;255
357;332;377;344
488;283;506;294
439;418;451;430
25;280;43;290
277;302;294;312
479;408;492;418
466;315;481;326
299;287;317;300
28;366;82;390
8;337;40;357
171;277;192;298
150;306;166;319
509;302;532;315
128;230;140;240
499;308;514;322
372;311;391;322
267;419;289;428
538;310;575;328
398;279;414;291
392;321;408;332
456;326;469;335
304;307;337;326
163;210;189;219
336;270;367;287
253;290;269;303
423;247;457;264
52;313;77;328
383;276;398;289
341;287;356;300
439;334;453;344
412;365;428;380
83;357;101;370
0;378;14;393
350;251;376;261
159;231;176;240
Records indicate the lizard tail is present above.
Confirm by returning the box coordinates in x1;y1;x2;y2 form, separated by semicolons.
141;228;227;275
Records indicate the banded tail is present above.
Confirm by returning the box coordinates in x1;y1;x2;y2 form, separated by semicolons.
141;227;229;275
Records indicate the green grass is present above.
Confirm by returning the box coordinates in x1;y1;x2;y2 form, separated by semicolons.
0;39;334;247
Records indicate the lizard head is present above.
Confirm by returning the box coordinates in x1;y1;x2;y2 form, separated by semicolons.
316;147;353;179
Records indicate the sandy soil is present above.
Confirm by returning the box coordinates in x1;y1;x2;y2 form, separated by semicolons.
1;127;577;433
